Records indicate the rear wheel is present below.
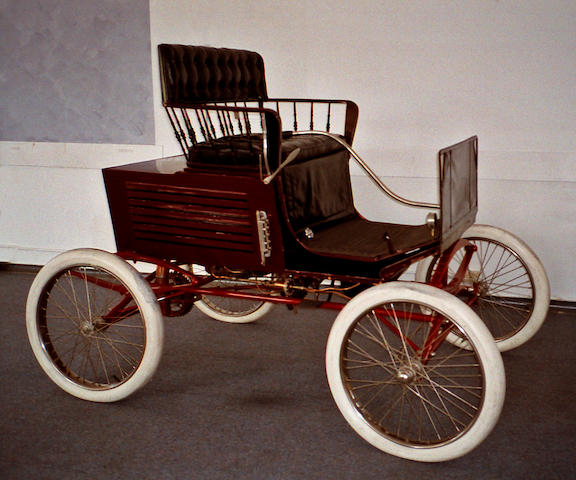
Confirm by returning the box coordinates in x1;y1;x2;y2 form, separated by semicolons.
26;249;164;402
415;224;550;351
195;283;274;323
193;267;274;323
325;282;505;462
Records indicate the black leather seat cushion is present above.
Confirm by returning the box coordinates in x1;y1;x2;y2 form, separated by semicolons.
299;217;434;261
187;132;345;166
281;133;344;160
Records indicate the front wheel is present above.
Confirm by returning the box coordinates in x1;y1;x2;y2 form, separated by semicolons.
415;224;550;351
325;282;505;462
26;249;164;402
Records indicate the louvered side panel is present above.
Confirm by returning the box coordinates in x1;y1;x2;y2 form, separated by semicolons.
125;182;257;255
104;158;285;272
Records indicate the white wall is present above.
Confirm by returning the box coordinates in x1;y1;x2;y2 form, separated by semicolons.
1;0;575;300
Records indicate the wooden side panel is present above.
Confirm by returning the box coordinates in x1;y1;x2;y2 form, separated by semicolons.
103;160;284;272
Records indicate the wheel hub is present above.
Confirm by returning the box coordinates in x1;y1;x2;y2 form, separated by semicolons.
396;366;416;383
80;317;107;336
477;280;490;296
395;361;424;384
80;321;95;335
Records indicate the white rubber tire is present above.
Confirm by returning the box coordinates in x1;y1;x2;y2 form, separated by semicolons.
194;274;275;324
325;281;505;462
26;249;164;402
195;298;274;323
415;224;550;351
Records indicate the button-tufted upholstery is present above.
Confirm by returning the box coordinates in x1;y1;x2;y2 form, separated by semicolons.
158;44;268;104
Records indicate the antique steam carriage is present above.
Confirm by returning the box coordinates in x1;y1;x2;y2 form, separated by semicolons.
26;45;550;462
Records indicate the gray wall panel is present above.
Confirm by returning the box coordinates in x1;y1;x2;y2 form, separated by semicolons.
0;0;154;144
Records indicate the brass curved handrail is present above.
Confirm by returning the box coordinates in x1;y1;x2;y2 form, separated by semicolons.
292;130;439;210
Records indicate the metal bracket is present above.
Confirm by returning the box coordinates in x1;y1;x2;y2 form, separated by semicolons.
426;212;438;237
256;210;272;265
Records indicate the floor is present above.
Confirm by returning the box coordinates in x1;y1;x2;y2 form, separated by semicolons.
0;267;574;480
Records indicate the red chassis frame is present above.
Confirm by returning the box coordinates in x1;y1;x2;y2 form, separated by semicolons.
74;238;476;365
114;237;476;308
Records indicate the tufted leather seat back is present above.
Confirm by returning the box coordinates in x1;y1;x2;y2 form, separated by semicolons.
158;44;268;105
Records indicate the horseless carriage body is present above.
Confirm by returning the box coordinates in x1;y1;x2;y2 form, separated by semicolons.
26;45;550;462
